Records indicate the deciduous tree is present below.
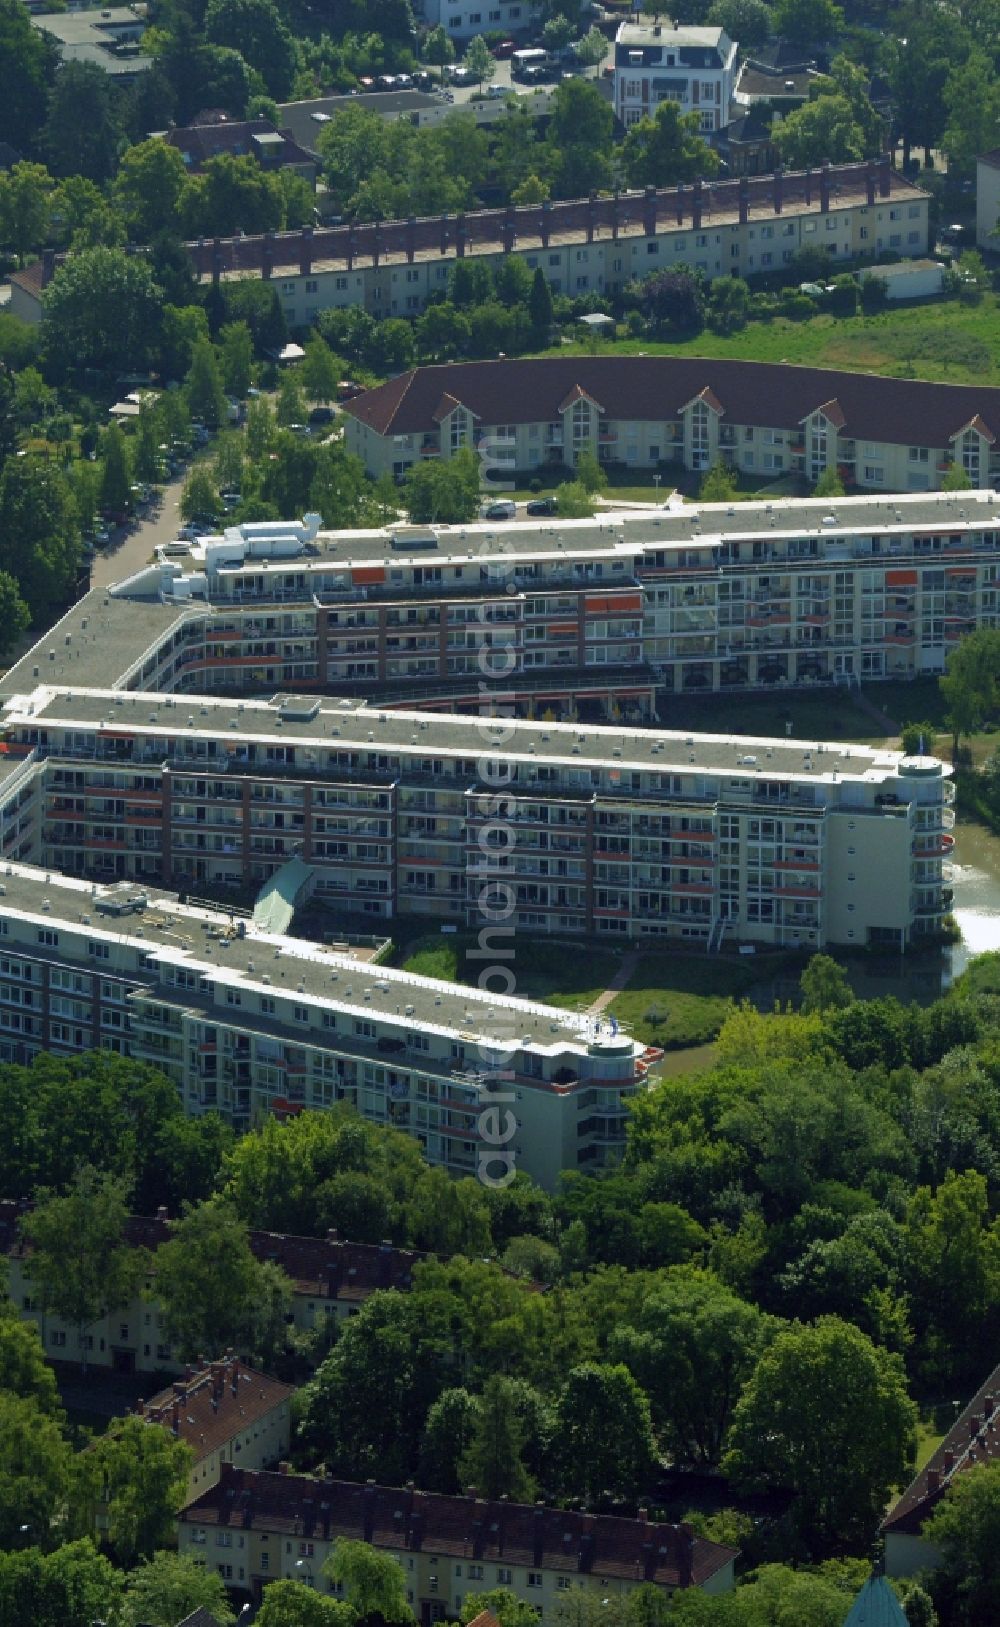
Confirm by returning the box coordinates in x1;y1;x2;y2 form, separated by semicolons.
73;1417;192;1566
41;247;162;377
118;1550;235;1627
724;1316;917;1553
155;1197;292;1362
20;1168;144;1373
323;1540;413;1622
554;1363;656;1504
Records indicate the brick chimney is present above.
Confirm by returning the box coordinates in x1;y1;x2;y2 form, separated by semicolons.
677;1522;695;1589
772;164;783;215
643;185;657;237
819;160;831;214
738;176;749;225
692;178;703;231
299;225;314;276
879;152;891;197
540;198;551;249
405;216;416;264
261;231;274;280
866;161;876;207
455;213;467;259
926;1469;940;1492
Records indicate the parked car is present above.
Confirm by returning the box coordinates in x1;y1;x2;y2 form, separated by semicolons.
337;380;365;401
526;496;558;516
309;405;335;425
481;499;516;520
488;83;514;98
491;38;515;57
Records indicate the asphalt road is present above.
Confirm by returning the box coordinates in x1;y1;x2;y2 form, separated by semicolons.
89;469;190;591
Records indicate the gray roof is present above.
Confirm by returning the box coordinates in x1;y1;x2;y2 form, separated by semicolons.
6;682;926;787
278;91;441;153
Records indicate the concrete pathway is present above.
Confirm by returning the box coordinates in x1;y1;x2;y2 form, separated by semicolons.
587;949;640;1015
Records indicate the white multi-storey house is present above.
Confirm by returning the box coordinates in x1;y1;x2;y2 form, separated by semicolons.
613;20;738;132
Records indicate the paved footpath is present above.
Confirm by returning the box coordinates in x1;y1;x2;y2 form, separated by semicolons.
587;949;640;1015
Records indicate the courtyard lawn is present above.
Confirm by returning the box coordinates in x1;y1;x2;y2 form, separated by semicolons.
396;933;621;1011
610;949;799;1050
542;294;1000;387
657;685;887;747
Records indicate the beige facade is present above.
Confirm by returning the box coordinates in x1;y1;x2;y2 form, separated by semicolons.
142;1357;294;1505
178;1466;737;1613
976;149;1000;250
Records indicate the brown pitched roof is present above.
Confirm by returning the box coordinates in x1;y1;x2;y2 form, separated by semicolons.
467;1611;502;1627
164;117;316;173
0;1200;424;1304
341;356;1000;452
141;1355;293;1464
883;1362;1000;1535
8;262;46;298
181;1464;738;1591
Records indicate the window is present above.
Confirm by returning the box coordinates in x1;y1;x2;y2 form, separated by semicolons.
468;1566;484;1580
528;1574;543;1589
497;1569;512;1585
305;279;318;293
37;929;58;947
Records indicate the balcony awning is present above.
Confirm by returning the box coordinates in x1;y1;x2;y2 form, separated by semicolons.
252;855;315;935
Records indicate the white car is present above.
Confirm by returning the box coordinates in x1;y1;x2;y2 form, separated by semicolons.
489;83;514;98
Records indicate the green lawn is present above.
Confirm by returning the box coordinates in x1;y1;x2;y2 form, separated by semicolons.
610;949;798;1050
543;293;1000;386
395;933;621;1010
657;686;887;747
396;929;798;1052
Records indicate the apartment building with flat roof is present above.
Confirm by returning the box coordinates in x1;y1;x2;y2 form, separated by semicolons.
0;674;953;954
342;355;1000;493
0;861;650;1186
177;1463;738;1613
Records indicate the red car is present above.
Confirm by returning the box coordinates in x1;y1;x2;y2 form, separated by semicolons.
491;38;515;58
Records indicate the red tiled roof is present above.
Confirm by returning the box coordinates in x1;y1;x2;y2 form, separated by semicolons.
8;262;46;298
164;118;316;173
467;1611;502;1627
883;1362;1000;1535
341;355;1000;452
141;1355;293;1464
181;1464;738;1591
0;1200;424;1303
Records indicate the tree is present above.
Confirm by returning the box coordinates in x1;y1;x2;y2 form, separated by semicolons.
699;462;736;502
458;1375;536;1501
942;460;973;491
709;276;749;336
298;1288;452;1482
576;27;610;69
724;1317;917;1554
185;335;228;430
0;453;78;621
799;954;854;1014
638;267;705;336
542;14;575;49
19;1168;142;1372
404;447;481;524
155;1198;292;1362
276;369;308;428
246;395;277;462
424;24;456;76
204;0;298;98
181;153;284;239
323;1540;413;1622
420;1388;480;1493
0;1393;71;1550
74;1417;192;1566
133;405;163;487
217;322;254;398
257;1581;355;1627
813;466;845;497
899;721;937;757
41;247;162;377
924;1461;1000;1626
0;1308;62;1416
773;94;865;168
528;266;555;344
0;0;57;157
612;1273;773;1465
161;304;210;382
466;34;497;90
575;449;608;496
556;481;595;518
771;0;844;46
463;1591;540;1627
223;279;286;352
118;1550;235;1627
0;1539;122;1627
302;333;341;404
0;572;30;655
100;421;132;517
555;1364;656;1504
622;102;720;189
940;627;1000;755
43;61;121;184
706;0;771;47
180;467;219;524
545;80;614;197
889;5;970;169
0;162;55;265
114;140;188;241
